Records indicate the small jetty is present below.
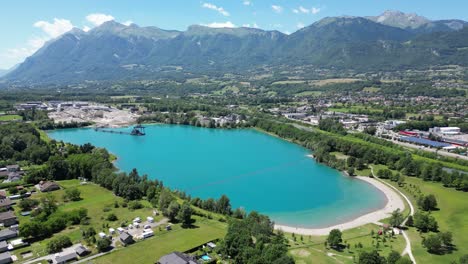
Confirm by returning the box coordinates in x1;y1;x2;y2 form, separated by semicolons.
94;124;146;136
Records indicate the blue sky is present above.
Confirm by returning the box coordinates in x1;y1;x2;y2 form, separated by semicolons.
1;0;467;69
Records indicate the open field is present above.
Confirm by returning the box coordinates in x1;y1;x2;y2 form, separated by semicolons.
295;91;323;97
13;180;162;261
0;114;22;121
288;223;407;264
93;216;226;264
272;80;308;85
311;78;362;86
372;164;468;264
362;87;381;93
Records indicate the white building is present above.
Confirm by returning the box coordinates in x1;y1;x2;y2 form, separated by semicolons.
430;127;461;135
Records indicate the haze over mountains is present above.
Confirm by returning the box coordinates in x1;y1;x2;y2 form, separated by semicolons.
3;10;468;84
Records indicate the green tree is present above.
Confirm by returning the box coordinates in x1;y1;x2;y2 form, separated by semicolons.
165;201;180;222
422;234;442;253
158;189;173;210
96;238;111;252
389;209;404;227
46;235;72;253
387;251;401;264
418;194;438;211
358;250;386;264
460;254;468;264
106;213;118;221
216;194;232;215
327;229;342;249
177;202;193;227
63;188;81;201
395;258;413;264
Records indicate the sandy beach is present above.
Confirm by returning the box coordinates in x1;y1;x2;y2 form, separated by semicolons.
274;176;405;236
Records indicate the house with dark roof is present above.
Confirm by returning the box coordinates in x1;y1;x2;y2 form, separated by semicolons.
0;229;17;241
0;252;12;264
5;165;19;173
6;172;21;183
0;199;12;211
0;212;17;227
38;181;60;192
55;252;78;264
0;241;7;253
75;245;90;256
157;252;200;264
119;231;134;246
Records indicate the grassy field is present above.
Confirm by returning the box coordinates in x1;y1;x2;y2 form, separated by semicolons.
288;224;407;264
13;180;162;261
0;114;22;121
311;78;362;86
295;91;322;97
93;216;227;264
372;164;468;264
362;87;381;93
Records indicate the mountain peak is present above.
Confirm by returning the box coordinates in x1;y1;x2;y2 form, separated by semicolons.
367;10;430;29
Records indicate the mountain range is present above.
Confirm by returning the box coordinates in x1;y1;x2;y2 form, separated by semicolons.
3;10;468;84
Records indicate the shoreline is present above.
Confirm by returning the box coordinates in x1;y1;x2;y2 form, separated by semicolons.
274;175;405;236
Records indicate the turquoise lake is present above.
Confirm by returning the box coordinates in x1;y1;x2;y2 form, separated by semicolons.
47;124;386;228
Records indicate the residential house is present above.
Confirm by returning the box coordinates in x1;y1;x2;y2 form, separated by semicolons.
157;252;200;264
75;245;90;256
55;252;78;264
38;181;60;192
0;212;17;227
5;172;21;183
0;241;7;253
0;198;12;211
5;166;19;173
119;232;134;246
0;229;17;241
0;252;11;264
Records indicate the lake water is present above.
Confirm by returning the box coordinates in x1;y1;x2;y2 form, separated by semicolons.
48;124;386;228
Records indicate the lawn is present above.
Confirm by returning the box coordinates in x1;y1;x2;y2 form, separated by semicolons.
33;180;161;234
0;114;22;121
401;177;468;264
288;224;407;264
372;164;468;264
93;216;227;264
13;180;162;260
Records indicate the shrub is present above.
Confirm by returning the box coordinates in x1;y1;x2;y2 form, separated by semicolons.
107;213;118;221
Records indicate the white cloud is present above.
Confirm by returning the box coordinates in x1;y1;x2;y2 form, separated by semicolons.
299;6;309;14
297;22;305;29
83;26;91;32
243;0;251;6
272;5;283;13
202;3;230;16
242;23;259;28
203;21;236;28
33;18;74;38
122;20;133;26
292;6;321;15
86;13;115;26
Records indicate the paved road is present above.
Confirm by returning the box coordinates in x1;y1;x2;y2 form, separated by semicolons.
370;166;416;264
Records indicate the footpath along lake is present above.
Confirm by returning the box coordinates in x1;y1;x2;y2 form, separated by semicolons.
48;124;386;228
